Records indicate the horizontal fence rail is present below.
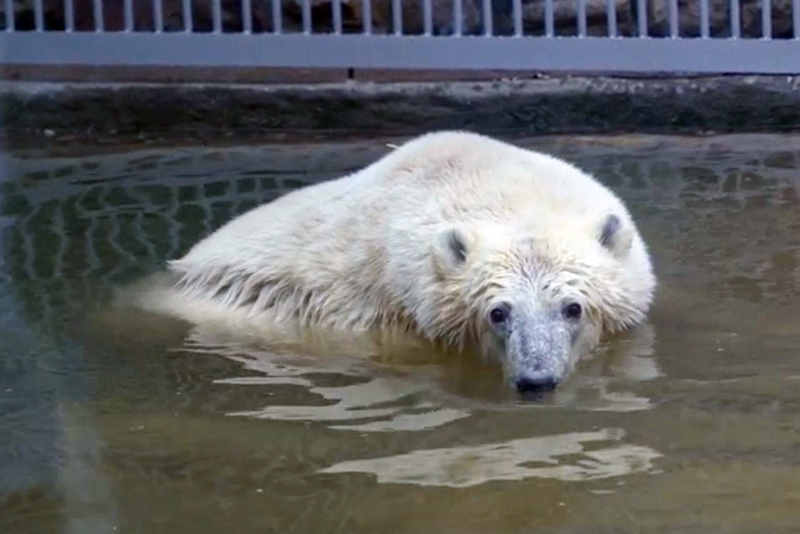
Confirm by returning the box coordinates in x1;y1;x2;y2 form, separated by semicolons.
2;0;800;73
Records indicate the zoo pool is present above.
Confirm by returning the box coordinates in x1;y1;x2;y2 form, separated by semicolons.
2;133;800;534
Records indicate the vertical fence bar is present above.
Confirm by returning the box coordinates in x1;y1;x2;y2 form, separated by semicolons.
183;0;193;31
668;0;678;36
332;0;342;33
700;0;709;36
636;0;647;36
65;0;74;30
577;0;587;36
392;0;402;34
730;0;740;37
793;0;799;38
242;0;253;32
272;0;283;33
606;0;617;37
544;0;554;36
423;0;433;35
34;0;44;30
93;0;104;30
762;0;771;37
361;0;371;33
302;0;311;33
512;0;522;35
4;0;14;31
124;0;133;30
482;0;493;35
154;0;164;31
213;0;223;32
454;0;463;35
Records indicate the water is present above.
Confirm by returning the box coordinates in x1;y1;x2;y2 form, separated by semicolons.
1;133;800;534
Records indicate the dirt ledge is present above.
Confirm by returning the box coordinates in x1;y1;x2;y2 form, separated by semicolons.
2;75;800;150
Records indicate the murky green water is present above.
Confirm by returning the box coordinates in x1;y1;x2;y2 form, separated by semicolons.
2;134;800;534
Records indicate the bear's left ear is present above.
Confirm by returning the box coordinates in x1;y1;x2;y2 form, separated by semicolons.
598;213;633;259
432;226;474;277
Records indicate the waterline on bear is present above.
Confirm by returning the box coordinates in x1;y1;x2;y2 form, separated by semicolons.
119;270;659;412
153;131;656;397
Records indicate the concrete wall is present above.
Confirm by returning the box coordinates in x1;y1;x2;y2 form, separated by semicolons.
2;73;800;150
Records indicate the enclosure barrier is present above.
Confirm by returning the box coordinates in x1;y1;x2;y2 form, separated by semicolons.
2;0;800;73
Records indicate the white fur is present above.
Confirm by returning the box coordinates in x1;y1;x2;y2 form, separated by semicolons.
158;131;656;365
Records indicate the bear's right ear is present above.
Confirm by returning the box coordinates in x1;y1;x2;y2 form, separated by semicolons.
598;213;634;259
432;227;473;277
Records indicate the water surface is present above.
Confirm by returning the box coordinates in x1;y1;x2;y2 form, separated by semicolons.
2;134;800;534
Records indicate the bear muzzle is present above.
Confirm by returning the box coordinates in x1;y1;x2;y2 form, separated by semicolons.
505;321;571;395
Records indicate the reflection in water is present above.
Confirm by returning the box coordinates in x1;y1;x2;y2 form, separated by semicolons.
320;428;662;487
56;401;118;534
552;324;660;413
180;328;472;431
3;135;800;533
171;319;662;434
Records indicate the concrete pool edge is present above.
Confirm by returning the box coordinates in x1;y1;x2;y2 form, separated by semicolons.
2;75;800;150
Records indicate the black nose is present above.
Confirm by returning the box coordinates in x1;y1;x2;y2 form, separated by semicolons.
515;373;559;393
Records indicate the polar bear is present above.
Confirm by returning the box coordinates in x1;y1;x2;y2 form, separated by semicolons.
158;131;656;394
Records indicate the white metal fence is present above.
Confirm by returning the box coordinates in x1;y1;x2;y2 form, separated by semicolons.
1;0;800;73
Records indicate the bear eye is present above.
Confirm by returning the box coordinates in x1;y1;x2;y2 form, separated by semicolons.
489;305;510;324
563;302;582;320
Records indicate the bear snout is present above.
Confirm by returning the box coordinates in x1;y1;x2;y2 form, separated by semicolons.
515;371;559;394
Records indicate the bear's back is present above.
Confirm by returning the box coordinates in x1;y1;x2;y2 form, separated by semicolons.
370;131;628;228
162;130;651;335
